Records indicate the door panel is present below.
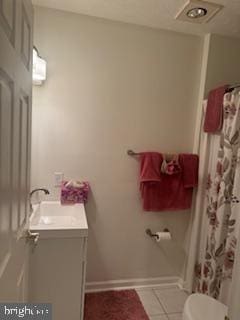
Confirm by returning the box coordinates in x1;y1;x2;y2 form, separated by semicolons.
11;97;21;234
0;0;16;45
21;3;31;70
0;68;13;279
0;0;33;302
19;93;30;230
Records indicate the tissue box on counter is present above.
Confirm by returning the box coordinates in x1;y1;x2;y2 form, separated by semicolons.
61;180;90;205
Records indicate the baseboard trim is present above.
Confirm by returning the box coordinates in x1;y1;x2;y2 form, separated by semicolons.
86;276;181;292
178;278;190;293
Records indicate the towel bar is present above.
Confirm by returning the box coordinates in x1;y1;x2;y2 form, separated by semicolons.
127;149;140;156
127;149;175;160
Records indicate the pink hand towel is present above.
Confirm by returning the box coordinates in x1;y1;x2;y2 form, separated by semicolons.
180;154;199;188
139;153;198;212
204;85;228;133
139;152;162;202
140;152;162;182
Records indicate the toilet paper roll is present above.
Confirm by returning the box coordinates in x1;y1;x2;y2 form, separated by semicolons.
155;231;171;242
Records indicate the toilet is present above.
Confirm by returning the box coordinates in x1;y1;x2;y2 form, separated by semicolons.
183;293;228;320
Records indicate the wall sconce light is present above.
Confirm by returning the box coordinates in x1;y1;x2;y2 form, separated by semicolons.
33;46;47;86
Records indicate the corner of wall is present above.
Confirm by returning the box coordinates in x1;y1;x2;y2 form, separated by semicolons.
192;33;211;154
183;33;211;292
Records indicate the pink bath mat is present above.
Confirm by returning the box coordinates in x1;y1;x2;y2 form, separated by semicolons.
84;289;149;320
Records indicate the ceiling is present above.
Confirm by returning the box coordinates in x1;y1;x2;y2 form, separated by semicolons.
32;0;240;38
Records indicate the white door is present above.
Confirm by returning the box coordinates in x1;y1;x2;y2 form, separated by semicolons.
0;0;33;301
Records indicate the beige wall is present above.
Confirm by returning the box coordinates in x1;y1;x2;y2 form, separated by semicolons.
205;34;240;95
32;6;203;283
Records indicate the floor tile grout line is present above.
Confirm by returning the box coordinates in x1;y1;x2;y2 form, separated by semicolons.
153;287;188;316
165;313;182;320
151;288;169;316
136;288;167;318
167;312;183;315
137;287;184;319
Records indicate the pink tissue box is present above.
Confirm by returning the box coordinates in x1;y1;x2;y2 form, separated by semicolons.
61;181;90;205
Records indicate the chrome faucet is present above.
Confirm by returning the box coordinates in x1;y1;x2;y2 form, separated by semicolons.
29;188;50;211
30;188;50;197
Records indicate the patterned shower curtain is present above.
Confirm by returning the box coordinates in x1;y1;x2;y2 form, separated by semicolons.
194;89;240;304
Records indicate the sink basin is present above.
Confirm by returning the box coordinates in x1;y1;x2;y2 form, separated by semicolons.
30;201;88;238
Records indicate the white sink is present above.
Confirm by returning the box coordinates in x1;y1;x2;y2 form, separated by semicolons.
29;201;88;319
30;201;88;238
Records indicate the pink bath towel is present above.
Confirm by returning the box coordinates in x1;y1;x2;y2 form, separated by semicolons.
139;152;199;211
204;85;228;133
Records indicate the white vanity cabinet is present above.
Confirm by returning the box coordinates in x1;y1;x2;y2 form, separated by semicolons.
29;202;88;320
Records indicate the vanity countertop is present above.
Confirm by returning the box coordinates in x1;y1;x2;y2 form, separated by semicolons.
30;201;88;238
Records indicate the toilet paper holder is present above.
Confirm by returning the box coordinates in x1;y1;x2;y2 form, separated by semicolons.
146;228;170;239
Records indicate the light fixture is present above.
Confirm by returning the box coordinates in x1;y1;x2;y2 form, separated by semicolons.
175;1;224;24
32;46;47;86
187;7;207;19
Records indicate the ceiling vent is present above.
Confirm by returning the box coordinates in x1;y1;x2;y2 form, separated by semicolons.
175;0;224;24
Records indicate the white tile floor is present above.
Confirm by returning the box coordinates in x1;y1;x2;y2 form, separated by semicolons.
136;286;188;320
